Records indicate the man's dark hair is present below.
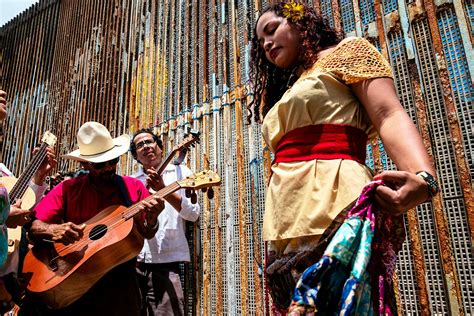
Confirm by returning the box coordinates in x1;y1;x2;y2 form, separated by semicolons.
130;128;163;161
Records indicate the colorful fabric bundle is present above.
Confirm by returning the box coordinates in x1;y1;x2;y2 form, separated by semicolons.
288;180;404;315
0;184;10;266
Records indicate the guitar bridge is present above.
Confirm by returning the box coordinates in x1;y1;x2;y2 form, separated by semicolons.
49;258;58;272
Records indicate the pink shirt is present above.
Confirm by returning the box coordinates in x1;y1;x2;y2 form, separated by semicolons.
34;175;149;224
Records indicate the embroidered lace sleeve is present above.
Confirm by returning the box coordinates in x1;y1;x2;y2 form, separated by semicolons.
317;37;393;84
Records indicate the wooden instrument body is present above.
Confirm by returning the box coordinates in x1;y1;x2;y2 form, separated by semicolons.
22;205;144;309
21;169;221;309
0;176;36;255
0;177;36;210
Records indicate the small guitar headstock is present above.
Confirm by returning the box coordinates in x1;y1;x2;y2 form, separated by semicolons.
158;129;201;173
174;129;200;151
177;170;221;190
41;131;57;147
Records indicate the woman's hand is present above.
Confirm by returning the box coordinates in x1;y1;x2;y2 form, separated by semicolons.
373;171;430;216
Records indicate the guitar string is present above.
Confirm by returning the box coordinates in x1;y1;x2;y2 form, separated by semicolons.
13;150;48;198
9;143;49;200
50;174;215;260
10;152;48;202
52;183;182;256
68;173;207;242
52;175;216;257
50;184;183;259
11;143;48;198
10;142;48;196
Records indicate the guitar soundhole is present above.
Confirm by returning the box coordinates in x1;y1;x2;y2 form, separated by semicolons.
89;224;108;240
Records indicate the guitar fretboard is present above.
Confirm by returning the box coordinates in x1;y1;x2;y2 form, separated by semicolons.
9;142;49;201
122;182;181;220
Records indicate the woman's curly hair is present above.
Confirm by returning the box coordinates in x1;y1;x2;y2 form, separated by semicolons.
248;1;343;123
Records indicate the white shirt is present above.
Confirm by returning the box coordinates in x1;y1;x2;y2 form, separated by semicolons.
132;164;200;263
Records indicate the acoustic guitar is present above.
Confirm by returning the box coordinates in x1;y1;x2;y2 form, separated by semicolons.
0;131;57;255
156;128;200;175
22;170;220;309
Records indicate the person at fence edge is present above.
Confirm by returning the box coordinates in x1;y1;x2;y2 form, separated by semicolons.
248;1;439;313
0;89;56;313
24;122;165;316
130;128;200;316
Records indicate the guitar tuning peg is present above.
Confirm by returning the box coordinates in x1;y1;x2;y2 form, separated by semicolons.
185;189;191;198
191;191;198;204
207;188;214;199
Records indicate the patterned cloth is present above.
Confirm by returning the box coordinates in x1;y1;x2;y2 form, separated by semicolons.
288;180;405;315
0;184;9;266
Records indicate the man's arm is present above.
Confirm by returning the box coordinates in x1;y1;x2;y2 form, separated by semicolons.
27;181;84;245
134;196;165;239
5;200;32;228
28;219;85;245
146;166;200;221
130;178;165;239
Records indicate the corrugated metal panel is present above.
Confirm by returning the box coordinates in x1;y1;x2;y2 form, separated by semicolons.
1;0;472;314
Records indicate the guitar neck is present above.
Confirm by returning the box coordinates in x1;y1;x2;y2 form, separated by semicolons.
9;142;49;201
156;150;178;175
122;182;181;220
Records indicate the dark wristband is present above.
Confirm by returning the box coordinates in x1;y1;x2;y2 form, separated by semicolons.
416;171;440;198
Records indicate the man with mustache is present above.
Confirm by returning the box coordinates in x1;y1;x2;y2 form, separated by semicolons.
130;128;200;316
26;122;165;316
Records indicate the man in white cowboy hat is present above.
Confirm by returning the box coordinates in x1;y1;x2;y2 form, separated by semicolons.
26;121;164;316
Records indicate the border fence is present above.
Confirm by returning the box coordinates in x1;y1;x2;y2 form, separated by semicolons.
0;0;472;314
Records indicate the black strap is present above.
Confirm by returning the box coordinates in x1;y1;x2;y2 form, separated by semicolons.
114;175;133;207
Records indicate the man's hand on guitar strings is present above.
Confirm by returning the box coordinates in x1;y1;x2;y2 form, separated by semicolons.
146;167;166;191
46;222;86;245
33;146;58;185
139;196;165;227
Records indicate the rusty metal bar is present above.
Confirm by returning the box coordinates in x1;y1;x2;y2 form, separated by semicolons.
331;0;342;32
1;0;473;314
423;0;473;239
229;0;250;312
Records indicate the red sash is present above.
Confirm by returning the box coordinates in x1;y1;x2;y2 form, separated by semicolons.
274;124;368;165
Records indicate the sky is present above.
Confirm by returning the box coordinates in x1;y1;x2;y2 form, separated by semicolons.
0;0;39;27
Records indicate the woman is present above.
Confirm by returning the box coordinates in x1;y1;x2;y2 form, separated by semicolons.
249;1;438;314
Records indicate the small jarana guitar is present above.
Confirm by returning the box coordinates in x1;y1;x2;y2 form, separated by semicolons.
0;131;57;255
22;170;220;309
156;129;200;175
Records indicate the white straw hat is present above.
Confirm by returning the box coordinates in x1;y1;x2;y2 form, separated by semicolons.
63;122;130;163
